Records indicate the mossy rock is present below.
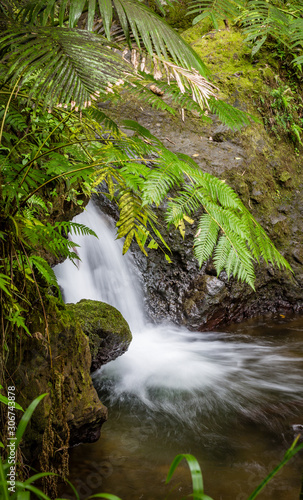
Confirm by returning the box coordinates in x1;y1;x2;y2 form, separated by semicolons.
67;299;132;372
7;294;108;483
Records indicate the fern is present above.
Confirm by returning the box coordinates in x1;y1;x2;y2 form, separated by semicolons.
53;221;97;238
29;255;59;289
194;214;220;264
188;0;244;29
0;105;27;132
209;98;258;131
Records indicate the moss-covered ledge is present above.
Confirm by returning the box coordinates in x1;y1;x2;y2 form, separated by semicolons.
66;299;132;372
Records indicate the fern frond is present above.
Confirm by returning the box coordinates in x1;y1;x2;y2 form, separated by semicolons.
209;98;257;130
188;0;244;29
240;0;293;55
84;106;120;135
0;105;27;131
29;254;59;288
53;221;98;238
194;213;220;265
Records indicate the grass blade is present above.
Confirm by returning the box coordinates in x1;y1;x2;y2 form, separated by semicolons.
247;436;303;500
165;453;214;500
15;393;48;447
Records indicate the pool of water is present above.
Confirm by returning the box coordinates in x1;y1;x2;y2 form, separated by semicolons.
62;315;303;500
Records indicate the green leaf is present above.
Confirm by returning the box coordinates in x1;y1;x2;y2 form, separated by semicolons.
69;0;86;28
247;437;303;500
16;492;30;500
16;393;48;448
98;0;113;39
166;453;214;500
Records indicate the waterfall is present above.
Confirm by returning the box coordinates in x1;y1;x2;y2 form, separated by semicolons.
55;201;145;331
55;201;303;426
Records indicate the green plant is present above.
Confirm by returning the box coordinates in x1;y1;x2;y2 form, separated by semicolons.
0;393;48;498
187;0;303;67
166;453;214;500
258;79;303;145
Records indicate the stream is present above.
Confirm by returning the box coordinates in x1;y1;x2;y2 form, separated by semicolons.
55;201;303;500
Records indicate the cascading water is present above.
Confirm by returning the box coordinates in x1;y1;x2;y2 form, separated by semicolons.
55;200;303;500
55;201;303;416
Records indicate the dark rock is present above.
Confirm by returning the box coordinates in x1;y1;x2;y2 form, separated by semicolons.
67;299;132;372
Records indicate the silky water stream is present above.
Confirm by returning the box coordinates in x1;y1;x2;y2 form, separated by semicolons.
55;201;303;500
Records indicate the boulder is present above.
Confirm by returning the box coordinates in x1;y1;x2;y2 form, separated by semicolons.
66;299;132;372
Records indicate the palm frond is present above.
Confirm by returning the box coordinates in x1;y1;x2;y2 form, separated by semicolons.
135;54;218;109
19;0;210;77
0;27;134;109
112;0;209;76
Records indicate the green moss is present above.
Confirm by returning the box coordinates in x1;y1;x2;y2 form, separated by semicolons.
66;299;132;370
182;25;278;113
66;299;132;342
280;171;292;183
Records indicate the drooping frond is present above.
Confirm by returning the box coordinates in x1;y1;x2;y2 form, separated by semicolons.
137;54;218;109
29;254;59;288
111;0;209;76
162;158;291;287
19;0;210;77
209;98;258;130
0;27;134;109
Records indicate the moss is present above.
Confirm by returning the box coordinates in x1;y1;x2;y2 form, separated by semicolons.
5;294;107;498
67;299;131;342
182;25;281;115
66;299;132;371
280;171;292;183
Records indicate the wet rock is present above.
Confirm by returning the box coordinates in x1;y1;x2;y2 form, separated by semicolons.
13;296;107;461
67;299;132;372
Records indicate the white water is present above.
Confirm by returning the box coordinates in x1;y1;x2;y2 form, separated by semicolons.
55;201;303;423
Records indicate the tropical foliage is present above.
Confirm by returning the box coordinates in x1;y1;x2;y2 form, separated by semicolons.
187;0;303;66
0;0;293;346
